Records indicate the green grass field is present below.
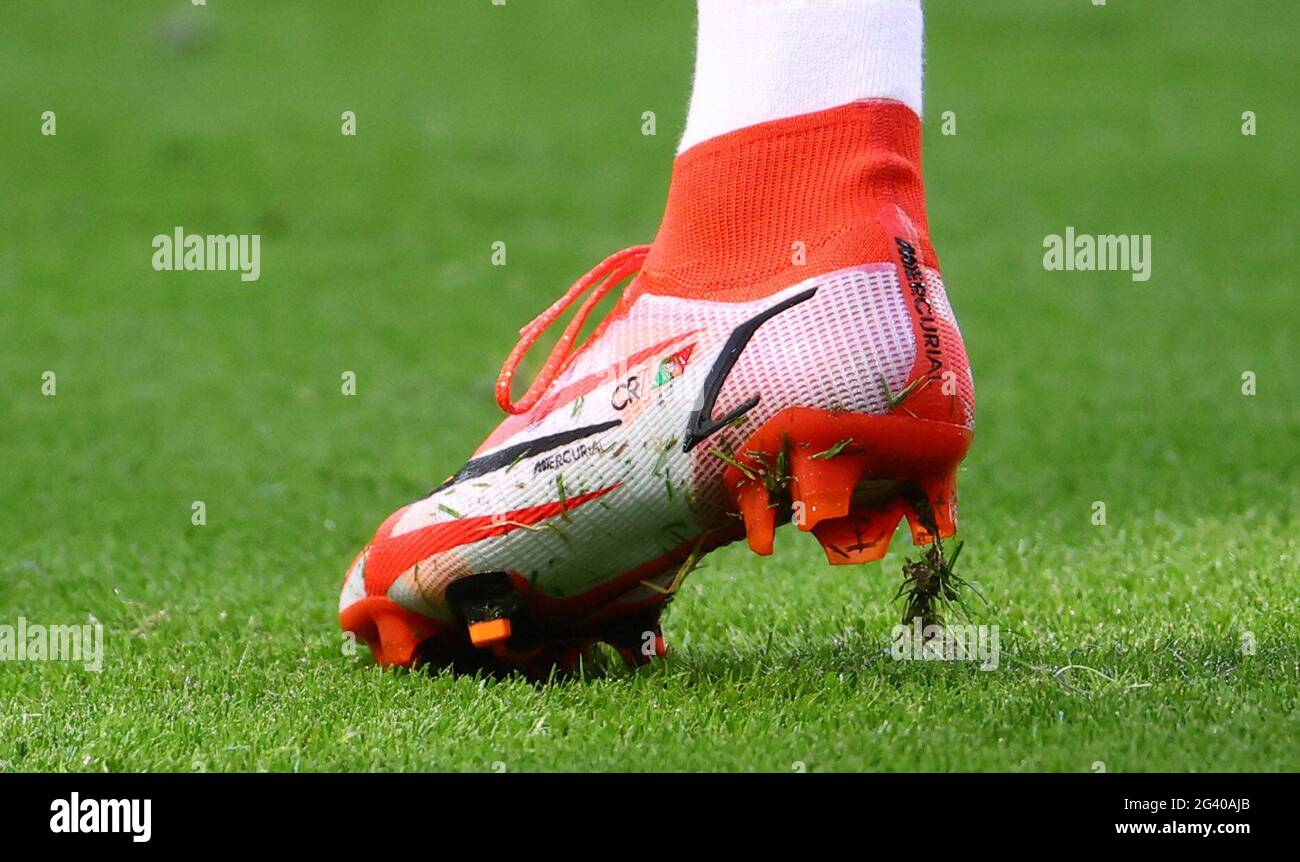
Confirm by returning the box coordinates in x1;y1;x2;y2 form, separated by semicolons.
1;0;1296;772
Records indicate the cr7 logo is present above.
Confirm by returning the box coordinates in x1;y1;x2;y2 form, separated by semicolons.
611;375;641;411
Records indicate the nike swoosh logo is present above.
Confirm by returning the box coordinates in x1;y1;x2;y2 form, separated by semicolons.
682;287;818;452
433;420;621;493
365;483;621;595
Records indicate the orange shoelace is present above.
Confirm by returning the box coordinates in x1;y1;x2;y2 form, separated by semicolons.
495;245;650;415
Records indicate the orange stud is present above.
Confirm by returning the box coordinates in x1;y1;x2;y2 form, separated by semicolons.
468;618;512;648
789;446;869;531
340;596;437;669
902;471;959;545
811;499;907;565
923;470;959;538
903;512;932;545
734;480;777;556
374;614;422;666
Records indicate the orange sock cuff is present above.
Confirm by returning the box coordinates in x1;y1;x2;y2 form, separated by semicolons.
638;100;936;302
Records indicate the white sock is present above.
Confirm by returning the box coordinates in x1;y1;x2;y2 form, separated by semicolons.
679;0;924;153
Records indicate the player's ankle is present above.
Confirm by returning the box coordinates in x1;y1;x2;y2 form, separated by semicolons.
679;0;924;154
639;100;934;301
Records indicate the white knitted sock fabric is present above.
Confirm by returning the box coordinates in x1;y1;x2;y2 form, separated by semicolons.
679;0;924;153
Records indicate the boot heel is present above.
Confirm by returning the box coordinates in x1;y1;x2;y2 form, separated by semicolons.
717;407;970;563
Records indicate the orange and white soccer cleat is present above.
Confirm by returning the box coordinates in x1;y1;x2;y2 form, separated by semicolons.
339;101;974;672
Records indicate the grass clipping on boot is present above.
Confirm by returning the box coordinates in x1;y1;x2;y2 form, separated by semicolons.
896;540;971;628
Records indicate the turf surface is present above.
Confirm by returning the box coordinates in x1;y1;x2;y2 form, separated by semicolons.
1;0;1296;772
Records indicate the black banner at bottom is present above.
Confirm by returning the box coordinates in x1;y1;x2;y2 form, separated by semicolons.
1;772;1284;849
